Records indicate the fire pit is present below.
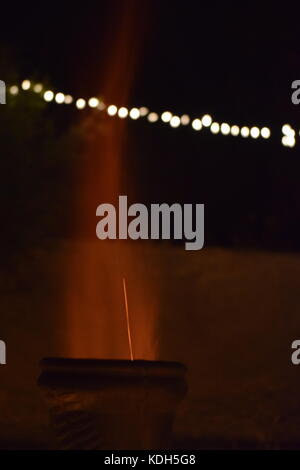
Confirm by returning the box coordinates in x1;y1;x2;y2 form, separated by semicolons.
38;357;187;450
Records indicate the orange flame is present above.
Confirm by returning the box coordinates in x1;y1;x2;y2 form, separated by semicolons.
61;1;157;361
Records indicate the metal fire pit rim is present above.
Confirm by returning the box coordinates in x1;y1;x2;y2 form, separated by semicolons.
40;356;187;371
38;357;187;390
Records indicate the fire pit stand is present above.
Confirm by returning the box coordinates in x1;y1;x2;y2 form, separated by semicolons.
38;358;187;450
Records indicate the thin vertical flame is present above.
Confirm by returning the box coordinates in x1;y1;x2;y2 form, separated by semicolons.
122;277;134;361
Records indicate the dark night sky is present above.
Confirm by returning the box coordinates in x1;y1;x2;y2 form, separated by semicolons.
1;1;300;250
1;1;300;122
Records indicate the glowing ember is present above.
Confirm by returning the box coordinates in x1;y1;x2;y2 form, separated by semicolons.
122;277;134;361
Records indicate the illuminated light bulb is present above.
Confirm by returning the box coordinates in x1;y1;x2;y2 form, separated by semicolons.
43;90;54;102
192;119;202;130
282;135;295;148
220;123;230;135
148;112;159;122
161;111;172;123
55;92;65;104
241;126;250;137
33;83;43;93
64;95;73;104
282;124;291;135
118;107;128;118
250;126;260;139
261;127;270;139
76;98;86;109
210;122;220;134
180;114;190;125
202;114;212;127
107;104;117;116
230;125;240;136
97;101;106;110
129;108;140;119
287;136;296;147
289;139;296;148
170;116;180;128
21;80;31;90
139;107;149;116
9;85;19;95
284;127;295;137
88;97;99;108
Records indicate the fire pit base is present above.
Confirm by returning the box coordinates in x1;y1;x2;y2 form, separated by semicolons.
38;358;187;450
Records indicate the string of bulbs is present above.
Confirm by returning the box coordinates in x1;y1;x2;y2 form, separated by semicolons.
7;79;298;149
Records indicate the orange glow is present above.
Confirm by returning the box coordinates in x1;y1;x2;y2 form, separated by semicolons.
62;1;156;361
122;277;134;361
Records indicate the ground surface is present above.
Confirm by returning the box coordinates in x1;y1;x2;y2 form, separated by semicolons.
0;242;300;449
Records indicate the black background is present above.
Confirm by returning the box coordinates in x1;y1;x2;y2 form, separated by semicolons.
1;1;300;250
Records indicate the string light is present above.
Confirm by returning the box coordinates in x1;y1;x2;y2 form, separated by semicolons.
220;123;230;135
261;127;270;139
55;92;65;104
161;111;172;123
6;79;298;148
180;114;190;125
97;101;106;110
139;107;149;116
282;124;292;135
21;80;31;90
230;125;239;136
170;116;180;128
107;104;117;116
250;126;259;139
64;95;73;104
202;114;212;127
9;85;19;95
241;126;250;138
76;98;86;109
118;107;128;118
129;108;140;119
282;135;295;148
88;97;99;108
281;124;296;148
192;119;202;131
148;112;159;122
210;122;220;134
33;83;43;93
43;90;54;102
